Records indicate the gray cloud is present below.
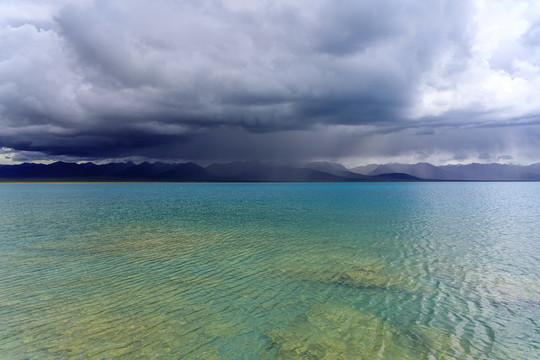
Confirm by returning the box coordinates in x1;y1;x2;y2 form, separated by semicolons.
0;0;539;165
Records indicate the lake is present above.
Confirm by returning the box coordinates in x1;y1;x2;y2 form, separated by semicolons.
0;182;538;359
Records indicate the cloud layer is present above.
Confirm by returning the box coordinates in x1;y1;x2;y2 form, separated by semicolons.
1;0;539;165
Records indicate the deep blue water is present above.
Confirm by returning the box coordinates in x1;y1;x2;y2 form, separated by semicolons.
0;182;538;359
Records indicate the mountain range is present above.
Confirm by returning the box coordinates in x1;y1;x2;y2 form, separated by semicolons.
351;162;540;181
0;161;539;182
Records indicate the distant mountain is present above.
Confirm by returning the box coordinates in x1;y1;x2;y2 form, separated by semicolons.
2;161;538;182
114;162;177;179
0;161;413;182
440;163;540;181
302;161;374;180
207;161;359;181
0;161;210;181
373;173;422;181
349;162;540;180
0;161;137;180
206;161;265;178
367;163;456;180
304;161;348;174
349;164;380;175
153;163;212;181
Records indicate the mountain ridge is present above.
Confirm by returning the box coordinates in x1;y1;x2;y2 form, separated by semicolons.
350;162;540;181
0;161;403;182
1;161;539;181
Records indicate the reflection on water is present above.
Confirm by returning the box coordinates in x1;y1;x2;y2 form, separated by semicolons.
0;183;539;359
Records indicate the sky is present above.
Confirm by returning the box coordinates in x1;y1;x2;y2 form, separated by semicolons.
1;0;540;166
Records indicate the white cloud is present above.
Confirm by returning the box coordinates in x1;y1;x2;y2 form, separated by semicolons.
412;0;540;121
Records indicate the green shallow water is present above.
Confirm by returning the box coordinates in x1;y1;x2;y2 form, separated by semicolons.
0;182;538;359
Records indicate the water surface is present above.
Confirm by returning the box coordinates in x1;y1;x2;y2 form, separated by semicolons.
0;183;538;359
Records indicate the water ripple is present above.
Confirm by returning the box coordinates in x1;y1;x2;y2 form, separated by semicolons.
1;182;539;359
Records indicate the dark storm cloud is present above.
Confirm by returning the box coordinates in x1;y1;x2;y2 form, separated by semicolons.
1;0;539;164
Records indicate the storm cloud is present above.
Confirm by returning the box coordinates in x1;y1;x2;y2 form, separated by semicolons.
1;0;539;165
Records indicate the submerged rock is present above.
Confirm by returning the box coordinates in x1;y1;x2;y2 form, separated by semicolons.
271;249;402;290
281;263;392;289
327;264;390;289
267;303;456;360
267;303;417;359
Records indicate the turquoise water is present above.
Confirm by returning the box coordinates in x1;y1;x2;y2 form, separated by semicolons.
0;182;538;359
